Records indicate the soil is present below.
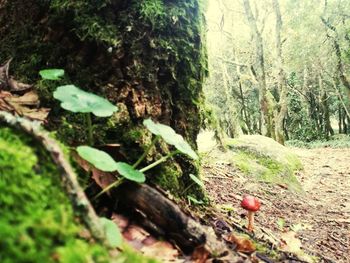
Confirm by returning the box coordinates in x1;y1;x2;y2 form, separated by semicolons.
203;147;350;262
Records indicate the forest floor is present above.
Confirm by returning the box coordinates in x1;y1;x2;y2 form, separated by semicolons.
203;146;350;262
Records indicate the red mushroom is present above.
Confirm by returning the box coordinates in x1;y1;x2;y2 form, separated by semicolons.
241;195;261;232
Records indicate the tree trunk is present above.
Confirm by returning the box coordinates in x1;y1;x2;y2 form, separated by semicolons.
338;105;343;134
319;74;333;138
242;0;274;138
220;62;243;138
272;0;287;145
0;0;208;196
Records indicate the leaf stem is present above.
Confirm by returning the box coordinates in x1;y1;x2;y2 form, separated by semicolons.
133;136;159;168
139;150;179;173
181;182;194;195
94;178;124;200
85;113;93;145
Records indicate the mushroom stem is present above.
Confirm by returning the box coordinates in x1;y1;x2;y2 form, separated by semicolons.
247;211;254;232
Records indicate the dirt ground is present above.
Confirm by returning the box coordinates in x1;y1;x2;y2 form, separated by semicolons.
203;147;350;262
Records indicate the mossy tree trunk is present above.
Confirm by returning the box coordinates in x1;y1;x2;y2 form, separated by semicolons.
0;0;208;197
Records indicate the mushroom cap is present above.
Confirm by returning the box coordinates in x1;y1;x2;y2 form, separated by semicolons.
241;195;261;212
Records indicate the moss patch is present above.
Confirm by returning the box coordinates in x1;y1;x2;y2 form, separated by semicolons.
0;126;159;262
0;127;109;262
226;135;303;192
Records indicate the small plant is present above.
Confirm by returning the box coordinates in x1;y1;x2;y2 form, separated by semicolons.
45;68;201;200
53;85;118;145
78;119;199;198
41;69;118;145
181;173;205;205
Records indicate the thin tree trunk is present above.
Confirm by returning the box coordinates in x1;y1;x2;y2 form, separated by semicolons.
272;0;287;145
332;78;350;119
319;74;333;138
234;50;252;134
338;105;342;133
220;62;243;137
242;0;273;137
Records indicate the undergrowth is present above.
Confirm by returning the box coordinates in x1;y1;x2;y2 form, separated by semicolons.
286;134;350;148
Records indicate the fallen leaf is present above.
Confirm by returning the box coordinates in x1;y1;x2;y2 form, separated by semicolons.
224;233;256;253
142;236;158;246
0;91;11;98
279;231;314;263
91;169;117;191
191;246;210;263
111;213;129;231
0;90;49;121
8;77;33;92
280;231;301;254
5;91;39;106
140;241;179;261
0;58;11;86
22;108;50;121
123;225;150;250
123;225;149;242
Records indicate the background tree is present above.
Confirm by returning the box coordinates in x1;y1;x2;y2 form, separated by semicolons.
204;0;350;142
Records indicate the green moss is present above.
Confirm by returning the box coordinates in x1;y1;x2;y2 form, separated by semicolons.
0;127;109;262
226;135;303;192
253;241;279;260
0;126;161;262
151;161;183;193
232;151;302;192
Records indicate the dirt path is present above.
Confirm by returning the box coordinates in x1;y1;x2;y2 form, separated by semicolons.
293;148;350;262
203;147;350;262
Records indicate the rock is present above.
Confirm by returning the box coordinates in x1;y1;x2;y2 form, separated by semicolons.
225;135;303;192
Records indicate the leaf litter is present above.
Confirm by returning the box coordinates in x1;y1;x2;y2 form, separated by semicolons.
0;59;50;122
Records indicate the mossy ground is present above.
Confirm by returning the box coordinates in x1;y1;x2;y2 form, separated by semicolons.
0;126;159;263
0;127;109;262
225;135;303;192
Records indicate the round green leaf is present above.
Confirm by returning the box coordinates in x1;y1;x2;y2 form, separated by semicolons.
143;118;198;160
54;85;118;117
39;69;65;80
77;146;119;172
115;162;145;183
100;217;122;248
173;137;198;160
189;174;205;188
